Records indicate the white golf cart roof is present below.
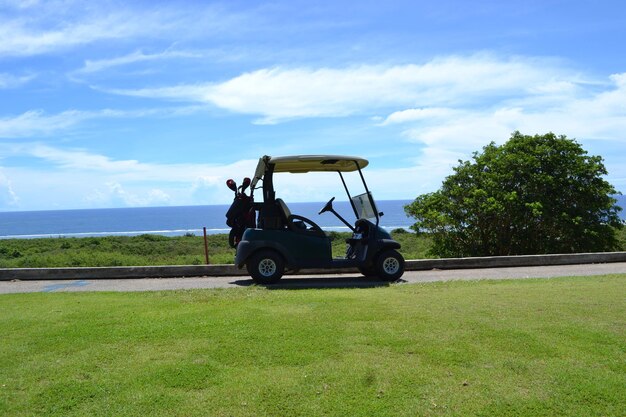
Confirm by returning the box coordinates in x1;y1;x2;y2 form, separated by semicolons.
269;155;368;173
251;155;369;188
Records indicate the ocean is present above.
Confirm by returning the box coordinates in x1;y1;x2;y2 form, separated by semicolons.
2;195;624;240
0;200;414;239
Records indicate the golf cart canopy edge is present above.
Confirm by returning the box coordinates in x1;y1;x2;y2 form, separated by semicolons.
250;155;369;188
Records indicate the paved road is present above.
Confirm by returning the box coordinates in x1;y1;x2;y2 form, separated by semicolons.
1;262;624;294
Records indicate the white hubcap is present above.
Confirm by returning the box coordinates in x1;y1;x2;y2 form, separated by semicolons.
382;257;400;274
258;258;277;277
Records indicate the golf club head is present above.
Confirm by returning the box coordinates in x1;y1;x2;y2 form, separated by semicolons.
226;179;237;192
241;177;251;192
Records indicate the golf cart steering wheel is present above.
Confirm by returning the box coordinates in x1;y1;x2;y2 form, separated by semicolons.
318;197;335;215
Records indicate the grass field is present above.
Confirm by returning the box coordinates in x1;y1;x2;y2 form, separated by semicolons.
0;230;433;268
1;275;624;416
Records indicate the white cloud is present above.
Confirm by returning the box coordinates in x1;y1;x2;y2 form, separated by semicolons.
0;170;19;207
398;72;626;149
27;144;144;172
190;175;222;200
0;0;41;9
0;143;262;209
0;107;204;138
76;49;202;74
376;71;626;193
0;3;252;57
104;55;574;123
0;72;35;89
402;107;523;149
3;142;436;210
0;14;144;56
381;107;461;124
11;143;258;182
97;182;172;207
0;110;88;138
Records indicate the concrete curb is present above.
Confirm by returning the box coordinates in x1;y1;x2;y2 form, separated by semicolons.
1;252;625;281
405;251;626;270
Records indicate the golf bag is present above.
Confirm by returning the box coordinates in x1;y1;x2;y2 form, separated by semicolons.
225;179;256;248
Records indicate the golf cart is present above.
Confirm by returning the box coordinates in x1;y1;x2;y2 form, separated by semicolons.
226;155;405;284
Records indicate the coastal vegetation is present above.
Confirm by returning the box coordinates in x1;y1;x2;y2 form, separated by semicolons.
0;230;433;268
1;227;624;269
1;275;624;416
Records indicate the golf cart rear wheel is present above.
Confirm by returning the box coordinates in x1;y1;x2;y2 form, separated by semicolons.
228;229;238;248
246;250;285;284
375;249;405;281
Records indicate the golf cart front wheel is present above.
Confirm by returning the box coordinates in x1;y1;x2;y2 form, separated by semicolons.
246;250;285;284
375;249;405;281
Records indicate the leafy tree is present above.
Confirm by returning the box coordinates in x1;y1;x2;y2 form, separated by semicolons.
405;132;623;257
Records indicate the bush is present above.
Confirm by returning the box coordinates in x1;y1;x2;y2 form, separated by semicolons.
406;132;623;257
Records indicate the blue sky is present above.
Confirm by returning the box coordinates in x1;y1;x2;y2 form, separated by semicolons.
1;0;625;211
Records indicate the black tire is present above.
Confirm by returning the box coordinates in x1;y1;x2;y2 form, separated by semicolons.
228;229;238;248
358;265;377;277
246;250;285;284
375;249;405;281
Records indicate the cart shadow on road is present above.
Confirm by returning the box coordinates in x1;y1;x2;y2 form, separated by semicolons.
230;275;407;290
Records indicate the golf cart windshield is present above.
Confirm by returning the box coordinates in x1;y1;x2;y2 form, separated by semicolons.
352;192;378;220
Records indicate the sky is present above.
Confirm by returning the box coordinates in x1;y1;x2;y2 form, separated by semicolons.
0;0;625;211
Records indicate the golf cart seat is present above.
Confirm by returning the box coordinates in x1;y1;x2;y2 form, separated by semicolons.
276;198;326;238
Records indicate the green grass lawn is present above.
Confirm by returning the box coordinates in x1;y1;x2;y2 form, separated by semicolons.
1;275;624;416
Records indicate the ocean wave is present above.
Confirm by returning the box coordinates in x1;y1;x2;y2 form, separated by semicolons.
0;225;412;240
0;228;228;240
